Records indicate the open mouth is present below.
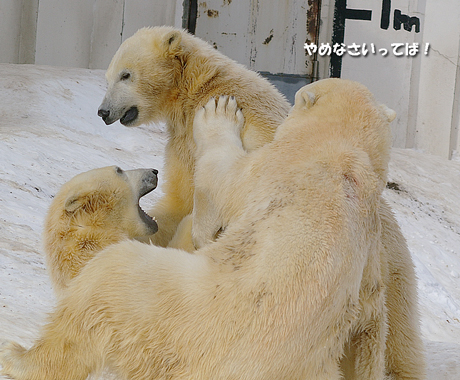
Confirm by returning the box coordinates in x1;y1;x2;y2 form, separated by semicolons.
136;170;158;234
120;106;139;126
138;204;158;234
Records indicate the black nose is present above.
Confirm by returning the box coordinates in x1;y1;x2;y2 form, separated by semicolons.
98;108;110;120
152;169;158;176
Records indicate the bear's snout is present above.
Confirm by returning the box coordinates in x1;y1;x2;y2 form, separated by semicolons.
98;106;139;126
98;108;111;124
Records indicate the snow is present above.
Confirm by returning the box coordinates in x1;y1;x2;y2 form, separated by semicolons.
0;63;458;379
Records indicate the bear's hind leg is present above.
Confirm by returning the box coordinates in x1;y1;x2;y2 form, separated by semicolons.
353;314;387;379
380;201;426;380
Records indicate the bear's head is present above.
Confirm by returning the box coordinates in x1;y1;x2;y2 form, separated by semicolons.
45;166;158;249
44;166;158;292
98;26;188;127
278;78;395;188
291;78;396;124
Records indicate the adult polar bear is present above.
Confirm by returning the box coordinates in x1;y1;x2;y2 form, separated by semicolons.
2;81;396;380
97;27;425;378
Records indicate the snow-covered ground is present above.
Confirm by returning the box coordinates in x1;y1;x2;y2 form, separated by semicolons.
0;64;458;379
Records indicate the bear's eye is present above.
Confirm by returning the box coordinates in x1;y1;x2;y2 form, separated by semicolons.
120;72;131;81
115;166;124;175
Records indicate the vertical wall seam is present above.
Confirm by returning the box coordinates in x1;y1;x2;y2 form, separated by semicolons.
247;0;260;69
121;0;126;43
406;0;427;149
89;0;97;69
34;0;39;62
17;0;26;63
18;0;39;64
448;36;460;159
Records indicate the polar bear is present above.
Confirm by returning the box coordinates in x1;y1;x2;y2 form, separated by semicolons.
192;84;393;380
97;27;424;379
44;166;158;296
194;84;392;379
1;80;392;380
189;84;425;380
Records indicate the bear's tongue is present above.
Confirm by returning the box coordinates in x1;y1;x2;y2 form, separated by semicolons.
120;106;139;125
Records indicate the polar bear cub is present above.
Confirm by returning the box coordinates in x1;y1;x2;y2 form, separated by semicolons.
192;80;392;379
190;81;392;379
44;166;158;295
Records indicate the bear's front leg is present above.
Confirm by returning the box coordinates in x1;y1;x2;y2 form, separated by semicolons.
1;340;58;380
193;95;244;156
0;341;31;379
0;340;90;380
192;95;245;204
0;313;101;380
192;96;246;248
0;340;96;380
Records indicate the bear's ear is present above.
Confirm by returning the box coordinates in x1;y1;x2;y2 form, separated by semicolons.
64;194;84;213
294;88;316;110
380;104;396;123
164;30;183;56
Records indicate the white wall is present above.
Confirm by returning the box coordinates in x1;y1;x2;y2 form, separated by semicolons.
18;0;40;64
343;0;421;149
414;0;460;159
0;0;23;63
89;0;127;70
35;0;95;68
0;0;38;64
1;0;181;69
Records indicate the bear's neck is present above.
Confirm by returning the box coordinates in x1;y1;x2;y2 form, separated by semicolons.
164;39;232;137
162;40;233;172
50;226;128;281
